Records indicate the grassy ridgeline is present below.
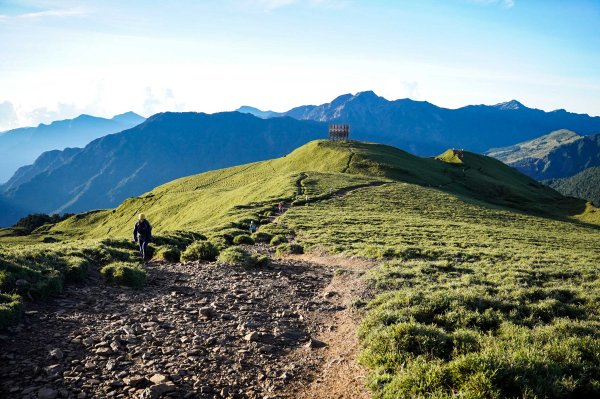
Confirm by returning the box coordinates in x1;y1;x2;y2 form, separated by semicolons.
41;139;593;241
282;182;600;398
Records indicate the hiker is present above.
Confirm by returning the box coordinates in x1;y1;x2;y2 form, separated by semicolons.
278;202;284;214
249;220;257;234
133;213;152;261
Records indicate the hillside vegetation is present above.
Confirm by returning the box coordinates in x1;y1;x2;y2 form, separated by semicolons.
281;180;600;397
546;166;600;206
1;139;599;398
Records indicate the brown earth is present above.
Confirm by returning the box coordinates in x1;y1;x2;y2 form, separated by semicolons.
0;253;375;399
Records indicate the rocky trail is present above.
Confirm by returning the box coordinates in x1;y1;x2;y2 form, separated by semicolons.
0;253;373;399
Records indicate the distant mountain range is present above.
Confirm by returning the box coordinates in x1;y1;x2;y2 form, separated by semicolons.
546;167;600;206
487;130;600;180
0;112;145;182
0;112;326;226
237;91;600;155
2;91;600;227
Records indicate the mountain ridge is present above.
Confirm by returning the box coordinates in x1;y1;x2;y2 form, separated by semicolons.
239;91;600;155
0;112;145;182
0;112;327;226
488;130;600;179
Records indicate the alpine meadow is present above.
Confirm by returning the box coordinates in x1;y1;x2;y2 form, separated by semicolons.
1;1;600;398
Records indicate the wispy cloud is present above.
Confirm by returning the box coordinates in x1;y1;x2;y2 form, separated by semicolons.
0;6;86;21
469;0;515;9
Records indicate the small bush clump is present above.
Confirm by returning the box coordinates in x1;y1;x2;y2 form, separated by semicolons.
217;247;269;267
65;256;90;283
251;231;273;243
233;234;254;245
155;245;181;262
275;243;304;257
100;262;146;288
208;235;230;251
270;235;288;246
181;241;219;262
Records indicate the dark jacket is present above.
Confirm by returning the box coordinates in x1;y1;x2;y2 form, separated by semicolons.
133;219;152;242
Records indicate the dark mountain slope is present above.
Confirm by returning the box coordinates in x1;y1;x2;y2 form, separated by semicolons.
0;112;326;224
2;147;83;193
0;112;145;182
546;167;600;206
0;197;30;228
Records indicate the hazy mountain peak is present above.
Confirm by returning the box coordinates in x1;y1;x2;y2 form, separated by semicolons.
235;106;281;119
494;99;526;110
111;111;145;125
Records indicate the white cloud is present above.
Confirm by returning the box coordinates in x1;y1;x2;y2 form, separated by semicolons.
0;101;19;131
143;87;185;116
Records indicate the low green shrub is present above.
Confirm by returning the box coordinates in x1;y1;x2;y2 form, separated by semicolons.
100;262;146;288
270;235;288;246
233;234;255;245
275;243;304;256
154;245;181;262
217;247;269;267
251;231;273;243
30;271;63;299
152;231;206;248
207;235;230;251
0;293;24;330
181;241;219;262
65;256;90;283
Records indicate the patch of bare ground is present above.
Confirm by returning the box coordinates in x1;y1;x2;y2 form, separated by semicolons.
284;254;376;399
0;249;376;399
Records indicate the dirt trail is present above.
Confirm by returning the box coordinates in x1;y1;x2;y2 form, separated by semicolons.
0;254;375;399
287;255;375;399
0;258;340;399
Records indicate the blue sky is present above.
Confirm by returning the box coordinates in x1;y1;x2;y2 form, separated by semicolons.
0;0;599;130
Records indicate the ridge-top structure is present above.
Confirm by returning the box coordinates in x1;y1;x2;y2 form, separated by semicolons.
329;124;350;141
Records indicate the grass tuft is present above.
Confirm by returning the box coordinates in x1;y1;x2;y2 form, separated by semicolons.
275;243;304;257
233;234;254;245
100;262;146;288
181;240;219;262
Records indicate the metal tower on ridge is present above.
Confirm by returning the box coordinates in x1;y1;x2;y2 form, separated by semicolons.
328;124;350;141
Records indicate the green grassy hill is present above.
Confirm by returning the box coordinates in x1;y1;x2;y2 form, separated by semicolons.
2;139;600;398
42;140;583;240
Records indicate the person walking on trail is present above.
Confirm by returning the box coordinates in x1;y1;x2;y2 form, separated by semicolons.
278;202;284;214
133;213;152;261
249;220;257;234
